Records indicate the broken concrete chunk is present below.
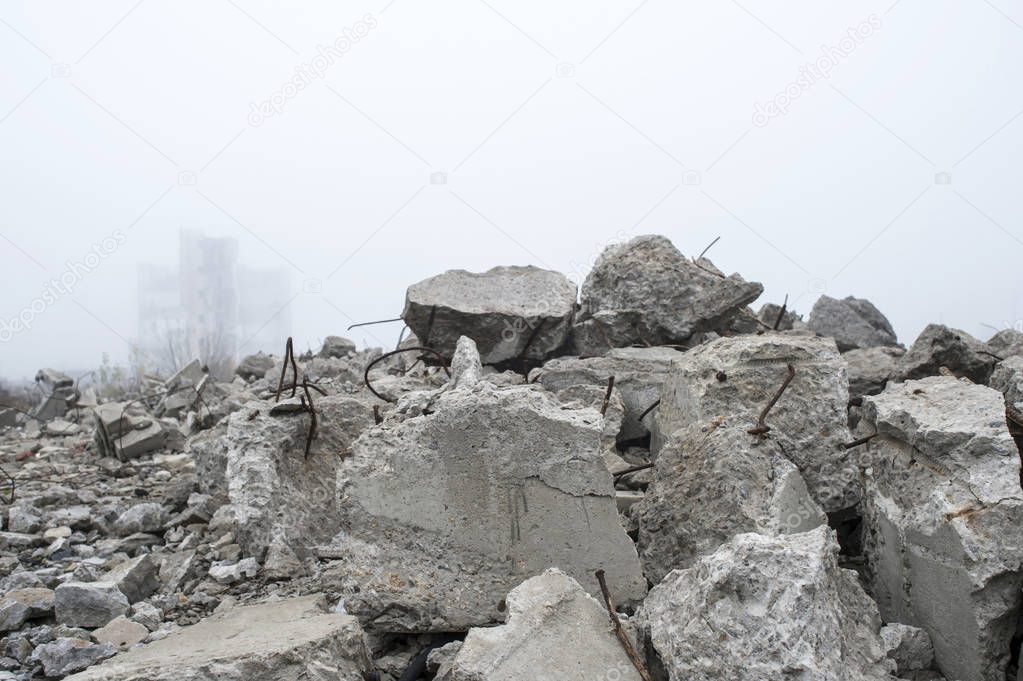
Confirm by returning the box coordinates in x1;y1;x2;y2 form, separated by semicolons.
221;395;374;578
653;333;856;512
895;323;997;384
845;346;905;398
333;383;646;631
63;595;374;681
639;527;894;681
236;351;274;380
757;301;803;331
32;369;75;421
989;356;1023;410
859;376;1023;681
808;294;899;352
93;403;168;461
986;329;1023;358
572;235;763;355
443;569;643;681
449;336;483;389
881;623;935;675
54;582;129;628
157;359;206;418
402;265;577;364
635;417;826;583
320;335;357;358
530;346;685;442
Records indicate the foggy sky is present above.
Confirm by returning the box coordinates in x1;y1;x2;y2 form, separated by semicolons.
2;0;1022;379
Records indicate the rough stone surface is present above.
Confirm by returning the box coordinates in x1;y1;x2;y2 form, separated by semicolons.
319;335;357;358
103;555;159;604
31;639;115;678
986;329;1023;358
93;615;149;650
653;333;856;512
859;376;1023;681
0;588;54;632
572;235;763;354
64;596;373;681
114;503;167;536
845;346;905;398
989;356;1023;409
881;623;935;674
639;527;894;681
235;352;274;380
757;302;804;331
443;569;643;681
402;265;577;364
808;295;899;351
333;382;646;632
54;581;129;628
530;346;684;442
220;395;374;578
636;417;826;583
895;324;997;384
449;336;483;389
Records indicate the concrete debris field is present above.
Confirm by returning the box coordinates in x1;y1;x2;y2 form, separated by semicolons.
1;233;1021;681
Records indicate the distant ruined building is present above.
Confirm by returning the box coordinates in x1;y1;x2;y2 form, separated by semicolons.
137;229;291;376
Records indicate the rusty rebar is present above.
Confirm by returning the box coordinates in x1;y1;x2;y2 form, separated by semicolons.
613;462;655;480
363;347;451;403
595;570;652;681
843;433;878;449
773;294;788;331
696;235;721;262
300;379;318;459
638;399;661;422
347;317;403;330
748;363;796;436
275;337;299;403
600;376;616;416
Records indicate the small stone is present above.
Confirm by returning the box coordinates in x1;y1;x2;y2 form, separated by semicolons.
207;558;259;585
29;637;115;678
114;504;167;536
319;335;357;358
92;615;148;650
881;623;935;674
103;555;159;604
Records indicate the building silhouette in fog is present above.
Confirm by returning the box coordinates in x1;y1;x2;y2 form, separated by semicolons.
137;229;291;375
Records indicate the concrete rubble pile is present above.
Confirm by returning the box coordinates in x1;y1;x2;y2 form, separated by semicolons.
1;232;1021;681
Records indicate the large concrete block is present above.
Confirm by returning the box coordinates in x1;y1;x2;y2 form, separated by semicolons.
441;569;644;681
653;333;856;512
639;527;894;681
572;235;763;354
64;595;374;681
332;383;647;632
529;346;684;442
859;376;1023;681
635;417;825;583
402;265;577;364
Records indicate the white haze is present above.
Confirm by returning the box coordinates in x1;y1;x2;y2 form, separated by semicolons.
1;0;1022;379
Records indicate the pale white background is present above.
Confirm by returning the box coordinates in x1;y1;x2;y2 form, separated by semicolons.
1;0;1021;378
